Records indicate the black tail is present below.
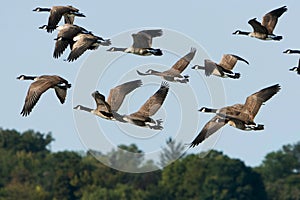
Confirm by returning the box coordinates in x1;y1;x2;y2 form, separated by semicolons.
254;124;264;131
273;36;283;41
148;48;163;56
227;73;240;79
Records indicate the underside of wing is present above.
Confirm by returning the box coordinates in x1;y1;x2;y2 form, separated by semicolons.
54;86;67;104
189;116;225;147
67;37;93;62
20;80;53;116
138;29;163;38
47;9;63;32
204;59;218;76
132;33;152;48
64;14;74;24
132;29;162;48
54;39;69;58
107;80;143;111
248;18;268;34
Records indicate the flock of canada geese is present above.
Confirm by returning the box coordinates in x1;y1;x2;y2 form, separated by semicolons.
17;5;300;148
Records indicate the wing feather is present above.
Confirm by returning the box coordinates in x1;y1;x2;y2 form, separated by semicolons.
131;82;169;117
219;54;249;70
262;6;287;34
240;84;281;120
189;116;225;147
248;18;268;34
107;80;142;111
170;48;196;73
132;29;162;48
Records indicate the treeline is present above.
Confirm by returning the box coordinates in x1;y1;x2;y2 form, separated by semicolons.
0;128;299;200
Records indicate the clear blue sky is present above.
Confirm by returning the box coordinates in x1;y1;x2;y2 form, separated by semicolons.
1;0;299;167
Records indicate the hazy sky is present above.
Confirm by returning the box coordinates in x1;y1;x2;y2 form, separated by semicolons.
1;0;299;167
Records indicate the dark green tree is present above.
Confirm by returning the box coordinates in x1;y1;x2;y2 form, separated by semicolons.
256;142;300;200
159;150;267;200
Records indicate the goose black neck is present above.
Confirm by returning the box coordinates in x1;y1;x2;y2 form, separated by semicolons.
242;31;250;35
23;76;37;80
236;31;250;35
39;8;51;12
291;50;300;54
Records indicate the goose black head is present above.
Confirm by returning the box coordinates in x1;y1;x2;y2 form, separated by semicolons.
289;67;298;71
32;7;41;12
73;105;81;110
232;30;241;35
16;75;26;80
38;25;48;30
32;7;50;12
145;69;154;74
198;107;207;112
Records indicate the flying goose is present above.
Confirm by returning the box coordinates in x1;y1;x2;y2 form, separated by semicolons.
189;84;280;147
107;29;163;56
73;80;142;121
289;58;300;75
192;54;249;79
33;6;85;33
17;75;71;116
283;49;300;54
50;24;92;59
123;82;169;130
136;48;196;83
232;6;287;41
67;33;111;62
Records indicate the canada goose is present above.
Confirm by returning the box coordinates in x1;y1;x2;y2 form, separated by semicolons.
289;58;300;75
67;33;111;62
123;82;169;130
73;80;142;121
136;48;196;83
192;54;249;79
189;84;280;147
50;24;91;58
17;75;71;116
107;29;163;56
283;49;300;54
232;6;287;41
33;6;85;33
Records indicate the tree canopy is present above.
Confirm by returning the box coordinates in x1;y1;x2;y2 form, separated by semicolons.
0;128;299;200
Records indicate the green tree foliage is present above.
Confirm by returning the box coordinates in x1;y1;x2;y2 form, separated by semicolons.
0;128;53;153
160;151;267;200
256;142;300;200
1;128;299;200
